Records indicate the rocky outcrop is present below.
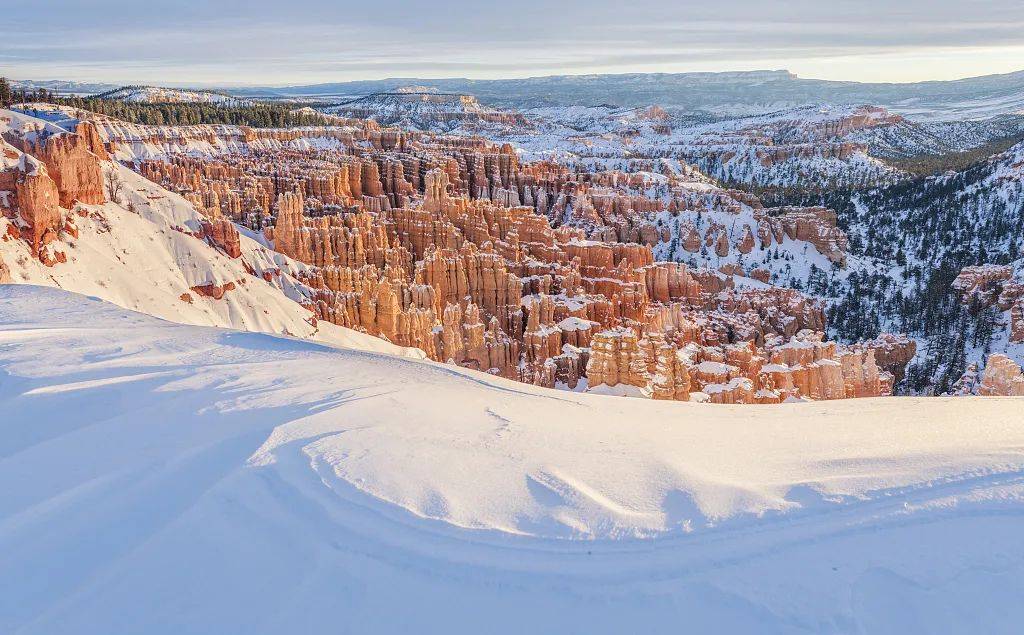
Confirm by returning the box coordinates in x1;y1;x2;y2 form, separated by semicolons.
952;264;1024;344
329;92;529;131
978;354;1024;396
641;332;690;400
0;254;11;283
202;218;242;259
1012;302;1024;344
859;334;917;385
15;156;62;257
952;265;1014;307
31;131;106;208
191;281;237;300
586;328;648;393
583;324;894;403
774;207;848;265
75;121;109;161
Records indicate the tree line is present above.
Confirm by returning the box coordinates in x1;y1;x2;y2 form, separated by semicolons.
0;77;333;128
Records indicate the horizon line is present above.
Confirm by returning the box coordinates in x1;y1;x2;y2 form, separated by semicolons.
4;66;1024;91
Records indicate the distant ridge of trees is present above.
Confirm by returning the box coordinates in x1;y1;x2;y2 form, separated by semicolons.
888;134;1024;176
90;85;239;100
0;77;333;128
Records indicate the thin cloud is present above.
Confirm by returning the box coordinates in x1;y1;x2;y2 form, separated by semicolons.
2;0;1023;84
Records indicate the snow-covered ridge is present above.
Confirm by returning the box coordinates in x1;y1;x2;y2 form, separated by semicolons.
92;85;253;106
260;69;1024;121
3;285;1021;539
2;285;1024;632
9;103;363;161
322;91;528;132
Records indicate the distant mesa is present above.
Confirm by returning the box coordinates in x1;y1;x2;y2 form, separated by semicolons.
324;91;529;130
90;85;251;106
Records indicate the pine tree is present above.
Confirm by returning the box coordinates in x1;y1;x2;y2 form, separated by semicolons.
0;77;11;107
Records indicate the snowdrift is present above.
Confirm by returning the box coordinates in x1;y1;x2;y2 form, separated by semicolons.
2;286;1024;633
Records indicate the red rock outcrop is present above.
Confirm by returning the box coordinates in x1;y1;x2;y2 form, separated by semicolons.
774;207;848;265
31;131;106;208
15;156;62;257
952;265;1014;307
858;334;916;384
0;254;11;284
978;354;1024;396
952;265;1024;344
75;121;109;161
1012;302;1024;344
191;281;237;300
202;218;242;258
586;328;648;392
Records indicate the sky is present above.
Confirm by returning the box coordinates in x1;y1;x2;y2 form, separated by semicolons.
3;0;1024;86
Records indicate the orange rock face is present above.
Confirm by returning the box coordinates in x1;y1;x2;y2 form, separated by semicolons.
978;354;1024;396
852;334;917;385
75;121;109;161
952;265;1014;306
1012;302;1024;344
586;328;648;392
15;156;63;257
202;218;242;259
774;207;848;265
191;281;237;300
108;115;906;403
952;264;1024;344
31;131;106;208
0;253;11;283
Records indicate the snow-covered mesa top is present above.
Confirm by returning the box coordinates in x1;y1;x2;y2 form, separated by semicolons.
92;85;252;105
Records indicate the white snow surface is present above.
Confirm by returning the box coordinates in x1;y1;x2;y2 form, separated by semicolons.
2;286;1024;633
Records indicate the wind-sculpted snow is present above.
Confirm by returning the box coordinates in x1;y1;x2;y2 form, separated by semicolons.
2;286;1024;633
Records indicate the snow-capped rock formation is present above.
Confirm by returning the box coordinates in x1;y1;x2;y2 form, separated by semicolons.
383;102;910;190
668;105;905;189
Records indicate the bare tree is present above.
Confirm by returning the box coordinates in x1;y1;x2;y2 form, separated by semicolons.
105;169;125;205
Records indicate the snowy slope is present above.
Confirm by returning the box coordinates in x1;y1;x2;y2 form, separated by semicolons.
0;110;417;359
2;286;1024;634
848;115;1024;158
830;138;1024;386
9;104;355;161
